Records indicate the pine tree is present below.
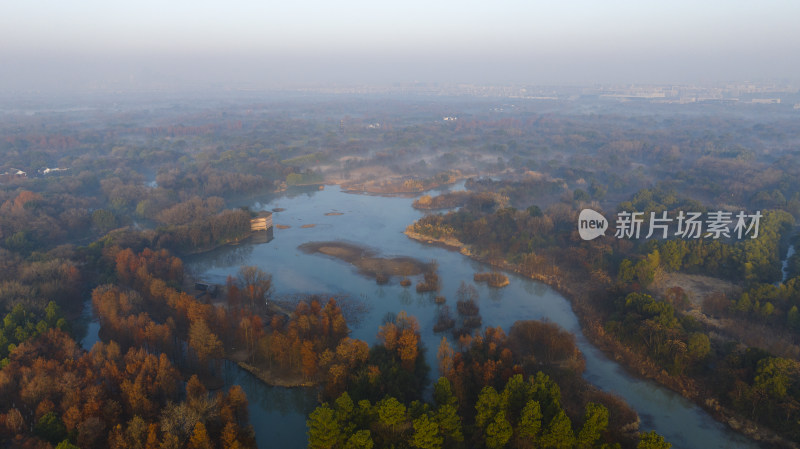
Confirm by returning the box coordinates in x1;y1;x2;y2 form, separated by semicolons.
515;400;543;448
485;411;513;449
433;377;457;408
344;430;374;449
475;386;501;429
576;403;608;449
434;404;463;447
539;410;575;449
376;397;407;433
637;431;671;449
307;404;342;449
411;414;443;449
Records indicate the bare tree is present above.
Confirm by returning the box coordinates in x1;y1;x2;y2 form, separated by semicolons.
237;266;272;312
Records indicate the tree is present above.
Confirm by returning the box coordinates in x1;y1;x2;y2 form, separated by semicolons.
634;251;660;287
125;416;149;449
334;392;355;425
189;319;223;368
539;410;575;449
376;397;407;433
433;377;457;408
411;414;443;449
34;411;67;444
223;385;249;426
344;430;374;449
301;340;319;379
475;386;501;430
188;422;213;449
398;328;420;371
221;423;243;449
187;375;207;402
788;305;800;329
146;423;160;449
484;411;512;449
754;357;799;399
687;333;710;362
637;431;671;449
515;400;543;448
237;266;272;312
617;259;634;285
91;209;117;232
434;404;463;446
437;337;454;376
501;374;532;422
307;404;342;449
576;403;609;449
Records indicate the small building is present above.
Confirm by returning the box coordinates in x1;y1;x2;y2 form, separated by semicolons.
250;211;274;243
250;212;273;231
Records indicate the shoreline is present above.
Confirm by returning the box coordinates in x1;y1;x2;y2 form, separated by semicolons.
180;230;268;256
403;228;790;448
237;361;315;388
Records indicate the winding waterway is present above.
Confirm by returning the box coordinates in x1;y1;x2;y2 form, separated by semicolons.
83;184;759;448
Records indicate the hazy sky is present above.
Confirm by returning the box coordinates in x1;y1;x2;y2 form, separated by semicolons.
2;0;799;92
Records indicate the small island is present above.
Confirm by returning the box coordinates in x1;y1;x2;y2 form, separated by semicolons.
299;241;431;283
473;271;510;288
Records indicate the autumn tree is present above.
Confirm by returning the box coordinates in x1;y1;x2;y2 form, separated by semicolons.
237;266;272;312
189;319;224;371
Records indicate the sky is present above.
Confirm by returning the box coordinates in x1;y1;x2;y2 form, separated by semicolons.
1;0;799;92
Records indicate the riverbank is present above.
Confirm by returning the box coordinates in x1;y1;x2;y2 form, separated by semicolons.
338;171;466;196
403;228;793;448
180;230;266;256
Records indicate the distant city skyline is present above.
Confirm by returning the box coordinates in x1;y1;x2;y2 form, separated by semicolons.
2;0;799;93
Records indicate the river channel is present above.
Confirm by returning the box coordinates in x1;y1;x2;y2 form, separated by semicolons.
83;184;759;448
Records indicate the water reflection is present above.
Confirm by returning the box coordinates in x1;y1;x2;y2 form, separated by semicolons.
398;289;412;306
487;286;504;302
222;364;317;449
187;185;759;449
187;244;255;275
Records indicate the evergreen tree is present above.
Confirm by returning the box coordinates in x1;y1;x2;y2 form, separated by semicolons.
484;410;513;449
539;410;575;449
344;430;375;449
433;377;457;408
475;386;502;429
637;431;671;449
576;403;609;449
308;404;343;449
515;400;543;448
411;414;443;449
434;404;464;447
376;396;408;432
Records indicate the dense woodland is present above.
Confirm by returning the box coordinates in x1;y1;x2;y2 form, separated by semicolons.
407;157;800;444
2;93;800;447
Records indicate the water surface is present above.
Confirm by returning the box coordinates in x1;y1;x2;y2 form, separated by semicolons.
184;185;758;449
